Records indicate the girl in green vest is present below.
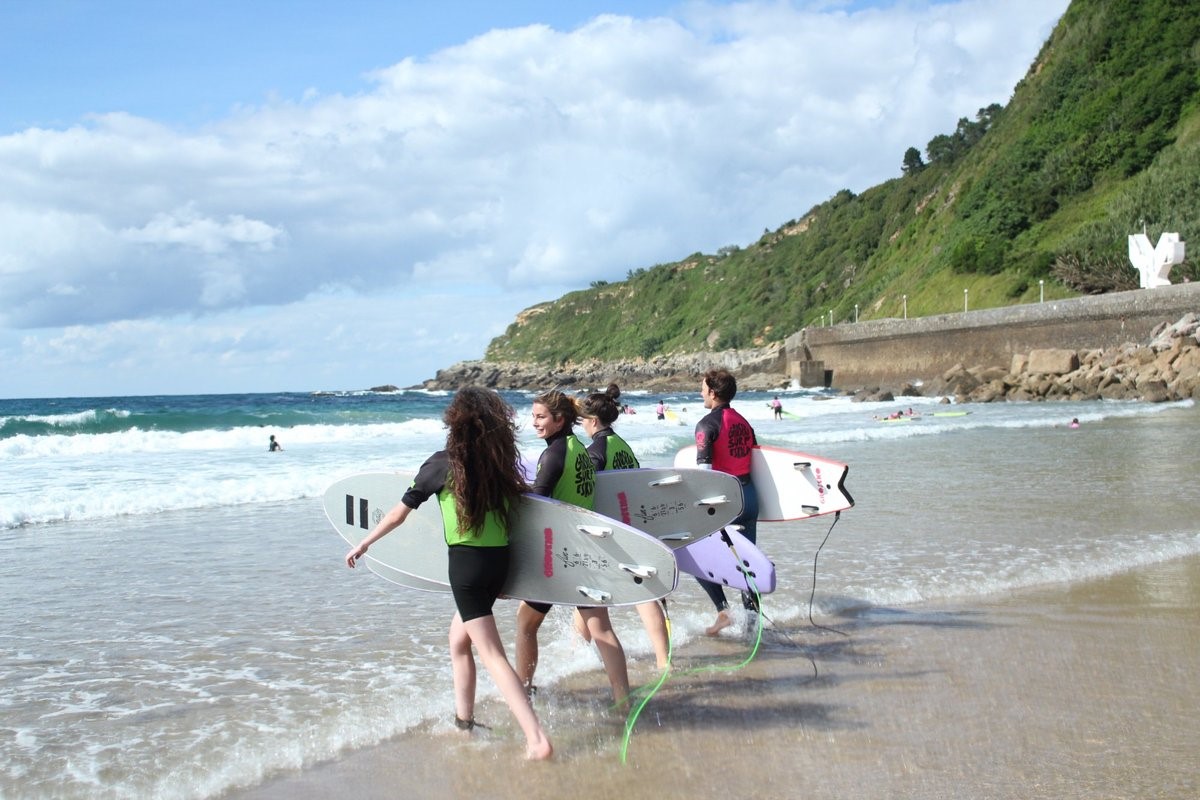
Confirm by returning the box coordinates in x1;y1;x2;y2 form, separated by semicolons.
516;389;630;706
345;388;552;760
580;386;671;669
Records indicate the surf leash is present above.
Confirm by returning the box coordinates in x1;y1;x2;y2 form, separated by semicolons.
619;602;674;763
620;532;770;762
806;511;847;637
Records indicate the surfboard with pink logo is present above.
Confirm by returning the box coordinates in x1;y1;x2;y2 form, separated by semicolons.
592;468;744;548
674;444;854;521
325;472;678;607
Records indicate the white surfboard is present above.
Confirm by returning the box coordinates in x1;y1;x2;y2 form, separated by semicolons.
674;444;854;522
592;468;744;548
325;472;679;607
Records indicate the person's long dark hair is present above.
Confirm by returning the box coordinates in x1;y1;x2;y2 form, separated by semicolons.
443;387;527;536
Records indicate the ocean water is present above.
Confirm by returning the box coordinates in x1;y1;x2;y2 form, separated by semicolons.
2;388;1198;799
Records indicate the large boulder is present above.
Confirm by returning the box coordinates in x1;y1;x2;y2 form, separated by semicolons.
1027;348;1079;375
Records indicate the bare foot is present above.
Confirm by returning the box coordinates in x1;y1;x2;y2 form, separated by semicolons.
704;609;732;636
526;737;554;761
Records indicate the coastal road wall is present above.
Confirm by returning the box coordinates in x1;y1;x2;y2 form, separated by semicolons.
785;283;1200;389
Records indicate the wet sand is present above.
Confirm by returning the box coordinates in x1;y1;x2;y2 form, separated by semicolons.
226;554;1200;800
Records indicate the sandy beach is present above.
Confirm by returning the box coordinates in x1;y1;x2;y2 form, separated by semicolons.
225;552;1200;800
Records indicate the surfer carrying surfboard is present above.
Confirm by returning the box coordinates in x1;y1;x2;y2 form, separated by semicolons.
516;390;631;706
580;387;671;670
692;368;761;636
343;388;553;761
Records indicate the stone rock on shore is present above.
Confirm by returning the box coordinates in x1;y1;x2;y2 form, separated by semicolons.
416;313;1200;405
419;343;791;393
920;313;1200;403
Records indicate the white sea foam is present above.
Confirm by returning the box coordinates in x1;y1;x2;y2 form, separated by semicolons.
2;392;1198;799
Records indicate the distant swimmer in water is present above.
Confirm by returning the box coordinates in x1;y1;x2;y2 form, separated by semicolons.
1070;418;1080;429
268;435;284;452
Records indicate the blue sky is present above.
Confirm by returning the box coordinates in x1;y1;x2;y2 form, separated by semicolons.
0;0;1069;398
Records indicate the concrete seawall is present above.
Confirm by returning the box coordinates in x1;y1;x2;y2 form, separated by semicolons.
786;283;1200;389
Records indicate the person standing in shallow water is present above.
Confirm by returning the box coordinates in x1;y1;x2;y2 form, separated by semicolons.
515;389;630;706
268;435;283;451
691;368;760;636
344;387;552;760
579;386;671;670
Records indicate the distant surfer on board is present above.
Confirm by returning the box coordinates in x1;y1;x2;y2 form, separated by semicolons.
343;388;552;760
580;386;670;670
692;368;761;635
516;390;630;706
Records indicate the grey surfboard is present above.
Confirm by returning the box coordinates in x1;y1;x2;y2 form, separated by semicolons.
325;472;678;606
592;467;744;548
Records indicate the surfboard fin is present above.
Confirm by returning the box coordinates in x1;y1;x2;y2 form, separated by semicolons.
576;525;613;538
792;461;813;470
647;474;684;487
619;563;658;579
801;505;820;515
659;532;693;541
695;494;730;506
576;586;613;603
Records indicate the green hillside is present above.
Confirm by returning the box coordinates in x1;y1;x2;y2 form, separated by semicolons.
487;0;1200;366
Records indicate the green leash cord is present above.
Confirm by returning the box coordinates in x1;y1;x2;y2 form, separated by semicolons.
619;545;766;763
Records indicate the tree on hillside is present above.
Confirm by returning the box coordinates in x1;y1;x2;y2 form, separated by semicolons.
902;147;925;175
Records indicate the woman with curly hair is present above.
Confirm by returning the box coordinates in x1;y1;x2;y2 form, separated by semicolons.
345;387;552;760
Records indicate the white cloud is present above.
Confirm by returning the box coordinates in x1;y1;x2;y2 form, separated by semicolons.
0;0;1069;397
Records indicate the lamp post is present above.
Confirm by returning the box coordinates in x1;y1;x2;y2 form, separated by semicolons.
1039;279;1044;303
854;303;859;323
902;294;907;320
963;288;969;313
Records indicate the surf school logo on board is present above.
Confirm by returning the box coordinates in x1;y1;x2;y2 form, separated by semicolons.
634;501;687;524
543;527;554;577
814;467;826;503
553;548;613;572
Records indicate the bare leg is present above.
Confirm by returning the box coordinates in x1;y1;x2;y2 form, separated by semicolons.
635;601;670;669
579;607;629;705
463;614;553;760
448;612;477;725
515;602;548;693
573;608;590;642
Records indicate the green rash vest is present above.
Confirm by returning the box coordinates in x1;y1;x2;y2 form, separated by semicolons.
437;488;509;547
533;431;596;510
588;428;639;472
403;450;509;548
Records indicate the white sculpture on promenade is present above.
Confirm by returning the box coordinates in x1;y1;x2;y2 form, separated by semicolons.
1128;231;1185;289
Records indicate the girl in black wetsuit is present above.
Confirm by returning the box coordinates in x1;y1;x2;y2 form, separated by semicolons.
692;368;761;636
345;388;552;760
514;389;630;705
580;386;671;669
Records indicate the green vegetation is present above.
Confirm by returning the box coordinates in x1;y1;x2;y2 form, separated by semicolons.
486;0;1200;365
